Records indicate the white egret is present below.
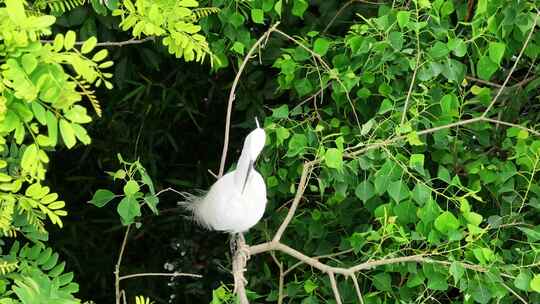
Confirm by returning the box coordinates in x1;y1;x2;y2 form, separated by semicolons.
180;119;267;234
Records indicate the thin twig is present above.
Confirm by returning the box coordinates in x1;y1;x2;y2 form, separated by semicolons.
401;4;422;125
115;225;131;304
465;76;503;88
481;117;540;136
482;12;539;117
119;272;202;280
218;22;281;178
273;29;362;128
41;37;155;47
500;282;528;304
323;0;383;33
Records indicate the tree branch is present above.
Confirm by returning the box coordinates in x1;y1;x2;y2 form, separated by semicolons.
272;161;314;242
119;272;202;280
328;272;343;304
41;37;155;47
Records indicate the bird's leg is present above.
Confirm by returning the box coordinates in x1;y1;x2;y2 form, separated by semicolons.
229;235;237;256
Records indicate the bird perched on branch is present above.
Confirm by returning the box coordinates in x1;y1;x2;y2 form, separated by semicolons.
180;119;267;234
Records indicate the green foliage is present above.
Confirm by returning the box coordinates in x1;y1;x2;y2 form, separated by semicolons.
90;154;159;225
0;0;111;238
0;0;115;301
0;241;79;303
200;0;540;303
31;0;87;14
134;295;153;304
112;0;217;63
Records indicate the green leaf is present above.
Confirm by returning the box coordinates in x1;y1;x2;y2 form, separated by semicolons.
117;196;141;225
324;148;342;169
518;226;540;242
21;54;38;74
407;131;423;146
514;270;532;291
449;262;465;283
123;180;140;196
294;78;313;96
274;0;282;17
6;0;26;25
429;42;450;58
529;275;540;292
65;105;92;124
90;189;115;207
396;11;410;28
287;134;307;157
442;58;466;83
81;36;97;54
59;119;76;149
440;94;459;117
46;110;58;146
251;9;264;24
372;273;392;291
447;38;467;57
477;56;498;80
437;166;451;183
275;127;290;145
64;30;76;50
21;144;38;172
440;1;454;16
388;31;403;50
393;201;417;224
355;180;375;203
313;38;330;56
178;0;198;7
434;211;460;234
476;0;487;14
31;102;47;125
412;183;431;206
409;154;424;171
303;279;317;293
387;181;409;202
463;212;483;226
427;273;448;291
488;42;505;65
229;12;245;28
92;49;108;62
272;104;289;119
292;0;308;18
72;124;91;145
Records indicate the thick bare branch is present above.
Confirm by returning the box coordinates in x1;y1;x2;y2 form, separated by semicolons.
272;161;314;242
328;272;343;304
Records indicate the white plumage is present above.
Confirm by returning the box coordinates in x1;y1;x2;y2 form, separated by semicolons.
181;121;267;233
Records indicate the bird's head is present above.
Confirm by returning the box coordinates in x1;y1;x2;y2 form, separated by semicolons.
244;121;266;161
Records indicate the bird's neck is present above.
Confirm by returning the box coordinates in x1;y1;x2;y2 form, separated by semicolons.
234;150;252;190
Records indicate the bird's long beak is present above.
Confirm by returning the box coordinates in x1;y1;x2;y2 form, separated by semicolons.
241;159;254;194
